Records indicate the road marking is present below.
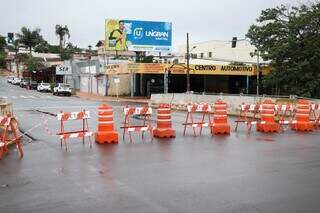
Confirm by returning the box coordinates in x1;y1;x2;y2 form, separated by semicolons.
11;96;17;99
1;96;8;99
29;95;37;99
20;95;27;98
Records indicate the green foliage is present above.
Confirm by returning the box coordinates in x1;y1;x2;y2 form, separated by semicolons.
0;52;6;68
0;36;6;52
34;41;60;54
59;42;81;60
246;2;320;98
26;56;43;73
16;27;44;54
16;53;29;63
0;35;6;68
55;25;70;50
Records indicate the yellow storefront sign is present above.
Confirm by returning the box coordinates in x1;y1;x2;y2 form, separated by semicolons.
105;63;270;76
128;63;166;74
168;64;256;76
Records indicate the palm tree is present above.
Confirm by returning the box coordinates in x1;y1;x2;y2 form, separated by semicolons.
55;25;70;51
16;27;43;55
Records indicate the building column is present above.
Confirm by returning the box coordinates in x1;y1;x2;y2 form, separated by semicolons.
164;72;168;94
131;73;134;97
246;75;249;94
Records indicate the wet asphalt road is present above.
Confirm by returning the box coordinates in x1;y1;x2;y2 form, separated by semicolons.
1;76;320;213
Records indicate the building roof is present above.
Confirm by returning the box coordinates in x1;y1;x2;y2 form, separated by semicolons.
96;40;105;47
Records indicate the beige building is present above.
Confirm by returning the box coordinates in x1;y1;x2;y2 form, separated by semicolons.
176;39;268;65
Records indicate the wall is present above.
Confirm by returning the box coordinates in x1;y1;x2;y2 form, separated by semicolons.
150;93;320;115
64;59;101;91
107;74;131;96
80;74;107;96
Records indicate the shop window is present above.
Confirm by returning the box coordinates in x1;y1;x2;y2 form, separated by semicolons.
208;52;212;58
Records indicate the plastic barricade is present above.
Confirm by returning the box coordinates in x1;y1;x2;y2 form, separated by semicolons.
121;106;153;143
291;99;314;131
95;104;118;144
0;114;23;159
153;104;176;138
56;110;92;151
182;103;212;136
211;100;230;135
235;103;260;133
256;99;279;133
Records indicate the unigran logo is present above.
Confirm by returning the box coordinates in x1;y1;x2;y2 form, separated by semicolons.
133;28;143;39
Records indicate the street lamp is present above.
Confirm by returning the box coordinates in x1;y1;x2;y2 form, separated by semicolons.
186;33;190;93
186;33;197;93
250;48;260;97
88;45;92;94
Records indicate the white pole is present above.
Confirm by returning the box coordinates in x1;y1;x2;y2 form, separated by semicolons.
116;81;119;101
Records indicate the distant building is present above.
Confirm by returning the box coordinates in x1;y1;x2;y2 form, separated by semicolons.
176;39;269;65
5;51;63;79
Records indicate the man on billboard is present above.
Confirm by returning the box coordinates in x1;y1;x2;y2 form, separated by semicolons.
107;20;127;51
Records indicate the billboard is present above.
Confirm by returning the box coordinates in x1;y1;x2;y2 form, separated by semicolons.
105;19;172;52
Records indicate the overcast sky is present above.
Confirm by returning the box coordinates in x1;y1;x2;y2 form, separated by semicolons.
1;0;306;49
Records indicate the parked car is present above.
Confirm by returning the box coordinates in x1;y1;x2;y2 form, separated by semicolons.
28;81;38;90
37;83;51;92
53;83;71;96
12;77;22;85
20;79;29;88
7;76;15;83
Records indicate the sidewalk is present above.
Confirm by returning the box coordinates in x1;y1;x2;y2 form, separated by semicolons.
75;91;150;104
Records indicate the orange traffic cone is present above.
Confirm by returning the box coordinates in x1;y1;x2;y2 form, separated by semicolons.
291;99;314;132
153;104;176;138
95;104;118;144
257;99;279;133
211;100;230;134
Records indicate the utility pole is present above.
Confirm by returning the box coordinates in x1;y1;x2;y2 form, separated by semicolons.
186;33;190;93
256;50;260;97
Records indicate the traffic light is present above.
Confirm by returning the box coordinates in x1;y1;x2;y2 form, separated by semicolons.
231;37;237;48
7;33;14;43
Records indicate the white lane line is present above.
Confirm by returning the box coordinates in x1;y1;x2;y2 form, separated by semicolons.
20;95;27;98
1;96;8;99
29;95;37;99
11;96;17;99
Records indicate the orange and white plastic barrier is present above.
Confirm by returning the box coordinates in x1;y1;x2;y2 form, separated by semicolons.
153;104;176;138
56;110;92;151
95;104;118;144
0;114;23;159
291;99;314;131
256;99;279;133
121;106;153;143
182;103;212;136
234;103;261;132
211;100;230;134
276;103;294;131
310;103;320;129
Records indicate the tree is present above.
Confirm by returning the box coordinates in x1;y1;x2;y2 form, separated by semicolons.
34;40;50;53
55;25;70;51
60;42;81;60
26;56;43;80
16;27;44;55
0;35;6;52
246;2;320;98
0;35;7;68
